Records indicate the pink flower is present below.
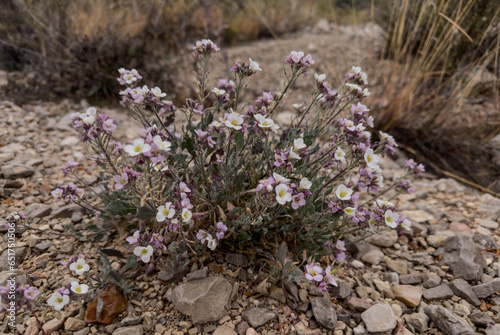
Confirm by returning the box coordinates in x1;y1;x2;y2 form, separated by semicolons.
102;119;117;133
324;266;338;287
113;173;128;190
126;231;140;244
196;229;209;244
23;286;40;300
291;193;306;210
216;222;227;240
305;263;323;282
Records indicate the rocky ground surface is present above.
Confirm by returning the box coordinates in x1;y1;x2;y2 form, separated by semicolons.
1;23;500;335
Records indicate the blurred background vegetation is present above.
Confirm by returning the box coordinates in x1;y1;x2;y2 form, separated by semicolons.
0;0;499;192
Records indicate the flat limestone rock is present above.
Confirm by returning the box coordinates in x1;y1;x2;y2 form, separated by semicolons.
171;276;233;324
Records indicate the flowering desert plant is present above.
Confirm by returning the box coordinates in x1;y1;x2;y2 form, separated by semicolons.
52;39;423;275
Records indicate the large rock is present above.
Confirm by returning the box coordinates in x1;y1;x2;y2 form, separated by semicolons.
24;203;52;218
112;325;144;335
424;305;474;335
310;296;337;330
213;325;237;335
404;312;429;333
1;164;35;179
391;285;422;307
368;230;398;248
441;235;486;281
241;307;277;328
472;278;500;299
0;247;28;271
422;285;454;300
158;260;190;283
171;276;233;324
49;204;81;220
361;304;397;334
384;256;408;274
448;279;481;306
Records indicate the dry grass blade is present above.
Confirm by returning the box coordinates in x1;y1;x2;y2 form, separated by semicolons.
437;11;473;43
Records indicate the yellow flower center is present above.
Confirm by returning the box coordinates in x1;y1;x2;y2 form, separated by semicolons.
134;145;142;152
339;191;347;198
162;209;170;216
76;264;83;269
141;249;148;255
231;119;238;126
56;297;63;303
75;287;81;293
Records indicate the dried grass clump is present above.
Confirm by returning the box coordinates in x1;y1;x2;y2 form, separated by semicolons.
366;0;500;192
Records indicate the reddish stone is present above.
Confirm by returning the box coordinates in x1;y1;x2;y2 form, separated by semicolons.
84;284;127;324
449;222;473;235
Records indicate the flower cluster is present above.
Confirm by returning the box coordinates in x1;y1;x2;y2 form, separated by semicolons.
285;51;315;70
196;221;227;250
51;184;85;203
117;68;142;85
126;229;165;263
193;39;220;58
47;256;91;311
304;263;338;291
71;107;117;143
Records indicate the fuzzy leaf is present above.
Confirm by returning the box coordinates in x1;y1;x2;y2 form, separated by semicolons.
97;250;112;278
276;242;287;266
136;206;156;220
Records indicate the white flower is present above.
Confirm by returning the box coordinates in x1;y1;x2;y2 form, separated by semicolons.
70;281;89;294
270;123;280;134
379;131;392;141
334;147;346;162
344;207;356;216
273;172;289;184
153;135;171;152
314;73;326;82
335;185;353;200
384;210;399;228
368;217;377;232
207;235;217;250
69;258;90;275
275;184;292;205
254;114;275;129
401;219;412;231
293;138;307;152
345;119;356;131
212;88;226;96
376;199;394;207
249;58;262;72
210;120;222;129
352;66;368;83
225;112;244;130
153;163;168;172
362;88;370;97
299;177;312;190
124;138;151;157
47;292;70;311
156;202;175;222
364;149;380;168
82;114;95;125
151;87;167;98
181;208;192;222
288;150;300;160
134;245;154;263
